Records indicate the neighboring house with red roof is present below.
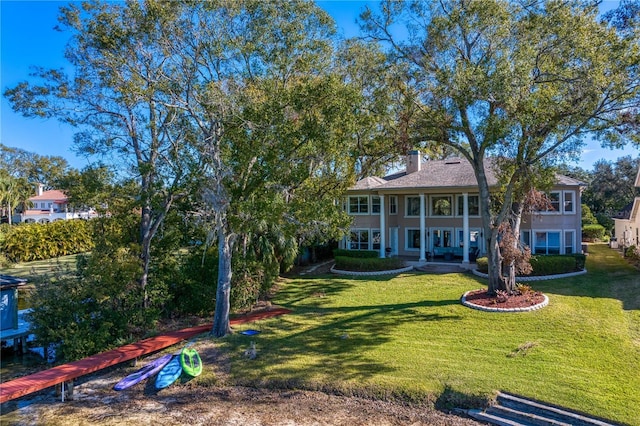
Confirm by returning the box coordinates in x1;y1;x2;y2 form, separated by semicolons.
341;151;584;264
613;167;640;250
13;184;97;224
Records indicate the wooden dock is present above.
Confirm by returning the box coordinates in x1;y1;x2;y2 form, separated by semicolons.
0;308;290;404
0;309;32;353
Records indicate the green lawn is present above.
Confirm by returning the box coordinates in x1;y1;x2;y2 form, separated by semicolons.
221;244;640;425
0;254;80;281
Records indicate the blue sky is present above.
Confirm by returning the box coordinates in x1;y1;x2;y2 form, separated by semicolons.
1;0;636;171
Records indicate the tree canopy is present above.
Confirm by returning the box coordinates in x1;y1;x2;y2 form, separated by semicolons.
4;0;362;337
361;0;640;293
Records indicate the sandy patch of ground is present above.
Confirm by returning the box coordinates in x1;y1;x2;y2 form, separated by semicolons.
2;383;484;426
1;338;483;426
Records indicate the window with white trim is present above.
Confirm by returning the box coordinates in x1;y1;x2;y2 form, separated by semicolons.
521;230;531;248
564;231;574;254
563;191;575;213
548;191;561;212
389;196;397;215
348;196;369;214
432;228;453;248
349;229;369;250
372;230;381;250
431;195;452;216
371;196;381;214
406;229;421;250
534;231;561;254
457;195;479;216
406;196;420;217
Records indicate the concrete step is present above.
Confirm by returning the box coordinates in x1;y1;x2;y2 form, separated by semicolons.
467;409;527;426
496;393;618;426
485;405;572;426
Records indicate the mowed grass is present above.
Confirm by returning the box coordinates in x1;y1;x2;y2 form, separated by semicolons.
0;254;80;281
221;244;640;425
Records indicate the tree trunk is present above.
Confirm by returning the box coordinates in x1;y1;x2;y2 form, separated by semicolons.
140;205;152;309
487;232;506;295
7;201;13;225
473;157;507;295
213;219;233;338
505;204;524;294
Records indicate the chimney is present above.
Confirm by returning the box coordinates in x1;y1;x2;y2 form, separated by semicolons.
406;150;422;174
36;183;44;196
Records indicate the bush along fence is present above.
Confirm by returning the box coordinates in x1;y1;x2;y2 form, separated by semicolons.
1;220;94;262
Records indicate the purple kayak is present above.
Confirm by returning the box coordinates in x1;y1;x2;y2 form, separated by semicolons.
114;354;173;391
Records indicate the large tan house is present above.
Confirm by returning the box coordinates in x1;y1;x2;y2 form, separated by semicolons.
340;151;584;264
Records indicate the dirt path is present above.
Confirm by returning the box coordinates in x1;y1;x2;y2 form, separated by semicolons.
2;381;485;425
1;338;484;425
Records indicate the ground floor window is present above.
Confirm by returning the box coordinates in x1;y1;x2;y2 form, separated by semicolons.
534;231;561;254
432;228;453;248
406;228;421;250
372;230;381;250
564;231;574;254
349;229;369;250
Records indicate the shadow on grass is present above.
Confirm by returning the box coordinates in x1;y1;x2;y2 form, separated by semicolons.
532;244;640;311
435;384;491;410
224;278;464;387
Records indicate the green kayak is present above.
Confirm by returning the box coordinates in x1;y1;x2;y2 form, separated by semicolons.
180;346;203;377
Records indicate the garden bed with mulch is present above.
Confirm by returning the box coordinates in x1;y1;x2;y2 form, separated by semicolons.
462;288;546;310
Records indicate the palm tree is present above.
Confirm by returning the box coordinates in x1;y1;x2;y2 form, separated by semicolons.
0;171;33;225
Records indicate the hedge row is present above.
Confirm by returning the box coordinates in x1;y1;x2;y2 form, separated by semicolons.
1;220;94;262
334;256;406;272
582;224;605;241
333;249;379;258
476;254;586;276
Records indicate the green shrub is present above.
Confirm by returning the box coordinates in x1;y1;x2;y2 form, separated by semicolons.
173;243;283;316
2;220;94;262
582;224;605;241
475;254;584;276
28;248;147;362
572;253;586;271
476;257;488;273
625;246;639;260
333;249;379;258
334;256;405;272
528;255;578;276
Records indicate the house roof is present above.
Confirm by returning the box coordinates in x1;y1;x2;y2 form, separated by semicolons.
351;176;388;190
614;201;634;220
349;157;584;192
29;190;68;203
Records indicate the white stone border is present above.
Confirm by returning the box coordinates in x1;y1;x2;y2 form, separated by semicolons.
461;290;549;313
330;265;415;276
471;269;587;282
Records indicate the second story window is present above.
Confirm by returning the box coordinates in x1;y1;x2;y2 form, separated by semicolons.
371;196;381;214
432;195;452;216
548;191;561;212
563;191;574;213
406;196;420;216
348;196;369;214
457;195;479;216
389;196;397;215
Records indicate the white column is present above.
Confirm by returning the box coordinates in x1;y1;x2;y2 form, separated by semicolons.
463;192;470;264
379;195;386;258
419;193;426;261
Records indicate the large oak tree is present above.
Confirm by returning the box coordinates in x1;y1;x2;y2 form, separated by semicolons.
361;0;639;293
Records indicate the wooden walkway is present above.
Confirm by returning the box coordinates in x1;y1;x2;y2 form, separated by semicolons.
0;308;291;404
